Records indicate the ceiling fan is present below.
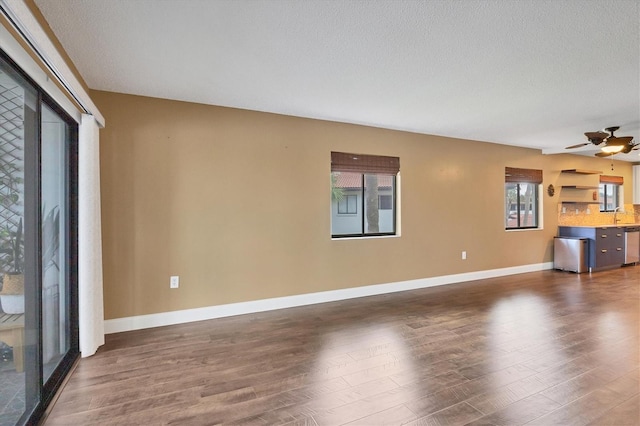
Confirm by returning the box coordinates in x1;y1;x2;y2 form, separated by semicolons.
565;126;638;156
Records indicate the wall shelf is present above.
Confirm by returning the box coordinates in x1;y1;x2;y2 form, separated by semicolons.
561;185;599;190
561;169;602;175
560;201;595;204
559;169;601;203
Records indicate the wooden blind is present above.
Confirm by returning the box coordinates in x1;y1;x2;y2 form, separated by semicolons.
505;167;543;184
600;175;623;185
331;152;400;175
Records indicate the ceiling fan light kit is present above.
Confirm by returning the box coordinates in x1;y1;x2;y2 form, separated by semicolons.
601;144;625;154
565;125;638;157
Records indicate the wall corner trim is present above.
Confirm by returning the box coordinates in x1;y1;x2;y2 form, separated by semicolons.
104;262;554;334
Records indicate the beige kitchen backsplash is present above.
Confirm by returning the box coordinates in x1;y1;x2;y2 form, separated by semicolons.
557;203;640;226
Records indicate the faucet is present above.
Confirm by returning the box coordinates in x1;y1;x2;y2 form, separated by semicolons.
613;207;621;224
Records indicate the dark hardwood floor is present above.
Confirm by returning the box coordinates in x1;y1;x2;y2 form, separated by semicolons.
45;267;639;425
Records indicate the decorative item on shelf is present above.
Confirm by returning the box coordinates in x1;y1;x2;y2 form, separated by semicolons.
547;184;555;197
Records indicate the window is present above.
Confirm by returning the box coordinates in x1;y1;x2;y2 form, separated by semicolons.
599;184;620;211
599;175;623;212
337;195;357;214
379;195;392;210
331;152;399;237
505;167;542;229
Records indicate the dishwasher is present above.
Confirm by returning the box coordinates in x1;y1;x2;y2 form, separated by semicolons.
624;227;640;265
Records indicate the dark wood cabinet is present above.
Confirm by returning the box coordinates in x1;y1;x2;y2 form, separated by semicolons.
594;227;625;267
558;226;625;270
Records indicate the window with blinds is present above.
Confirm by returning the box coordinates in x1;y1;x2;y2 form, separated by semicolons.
599;175;623;212
331;152;399;237
505;167;542;229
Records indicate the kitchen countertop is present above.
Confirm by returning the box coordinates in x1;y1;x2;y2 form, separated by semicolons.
559;224;639;228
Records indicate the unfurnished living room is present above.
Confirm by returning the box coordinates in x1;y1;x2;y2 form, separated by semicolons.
0;1;638;425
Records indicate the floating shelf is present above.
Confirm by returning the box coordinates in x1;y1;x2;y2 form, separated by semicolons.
561;185;599;190
561;169;602;174
560;201;597;204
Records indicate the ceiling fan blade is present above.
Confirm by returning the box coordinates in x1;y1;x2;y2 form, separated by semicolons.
566;143;590;149
606;136;633;145
585;131;608;139
595;152;615;157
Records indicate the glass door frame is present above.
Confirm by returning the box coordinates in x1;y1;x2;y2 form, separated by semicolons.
36;93;79;423
1;49;79;426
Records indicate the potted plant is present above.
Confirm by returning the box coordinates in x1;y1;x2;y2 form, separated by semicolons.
0;217;24;313
0;141;24;314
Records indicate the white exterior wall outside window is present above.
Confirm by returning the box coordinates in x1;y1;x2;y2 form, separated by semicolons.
331;186;395;235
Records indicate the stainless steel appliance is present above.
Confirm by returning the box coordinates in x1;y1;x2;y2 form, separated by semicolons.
554;237;588;273
624;227;639;265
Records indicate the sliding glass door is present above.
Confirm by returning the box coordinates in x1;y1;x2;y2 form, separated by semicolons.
0;52;35;425
41;103;71;384
0;51;78;426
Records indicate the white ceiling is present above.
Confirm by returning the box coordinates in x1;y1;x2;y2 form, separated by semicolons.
35;0;640;160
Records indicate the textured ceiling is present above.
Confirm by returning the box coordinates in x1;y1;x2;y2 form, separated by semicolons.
35;0;640;160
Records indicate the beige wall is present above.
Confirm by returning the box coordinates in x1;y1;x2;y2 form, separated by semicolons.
92;90;634;320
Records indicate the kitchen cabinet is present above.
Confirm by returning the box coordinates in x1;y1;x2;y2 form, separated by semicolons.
558;226;625;270
633;165;640;204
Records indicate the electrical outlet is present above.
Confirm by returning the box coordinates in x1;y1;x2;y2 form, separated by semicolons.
462;251;467;260
170;276;179;289
562;207;566;214
586;208;590;214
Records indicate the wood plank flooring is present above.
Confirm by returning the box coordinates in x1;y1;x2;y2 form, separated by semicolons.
44;267;640;425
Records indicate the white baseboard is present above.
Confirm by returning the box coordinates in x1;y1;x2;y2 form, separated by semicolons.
104;262;554;334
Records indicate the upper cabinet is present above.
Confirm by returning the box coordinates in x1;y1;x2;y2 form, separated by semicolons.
633;165;640;204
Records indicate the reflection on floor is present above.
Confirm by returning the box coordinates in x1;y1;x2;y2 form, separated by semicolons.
45;267;639;425
0;351;24;426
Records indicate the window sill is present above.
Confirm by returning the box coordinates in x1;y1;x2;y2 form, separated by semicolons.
505;227;544;232
331;234;400;241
